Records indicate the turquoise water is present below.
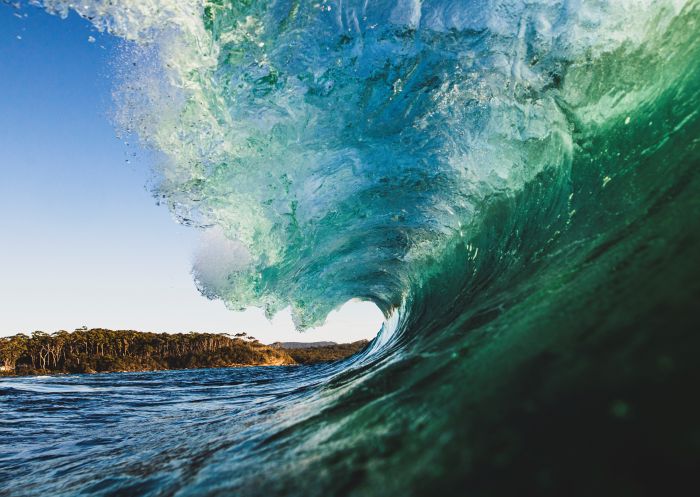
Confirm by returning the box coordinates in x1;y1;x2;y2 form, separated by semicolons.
3;0;700;495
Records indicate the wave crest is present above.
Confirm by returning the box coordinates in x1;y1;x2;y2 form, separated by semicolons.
34;0;692;327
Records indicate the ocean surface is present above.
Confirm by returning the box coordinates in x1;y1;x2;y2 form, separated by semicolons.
0;364;361;496
3;0;700;495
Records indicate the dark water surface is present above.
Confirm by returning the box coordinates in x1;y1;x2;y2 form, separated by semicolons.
0;364;346;496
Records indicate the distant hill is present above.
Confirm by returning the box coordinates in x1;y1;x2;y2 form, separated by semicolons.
270;341;337;349
279;340;370;364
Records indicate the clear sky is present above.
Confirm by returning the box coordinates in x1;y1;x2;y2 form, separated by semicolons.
0;4;383;343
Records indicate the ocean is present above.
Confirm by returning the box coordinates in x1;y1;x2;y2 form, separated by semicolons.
2;0;700;495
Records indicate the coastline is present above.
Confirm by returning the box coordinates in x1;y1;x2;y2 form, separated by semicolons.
1;329;369;377
0;362;301;378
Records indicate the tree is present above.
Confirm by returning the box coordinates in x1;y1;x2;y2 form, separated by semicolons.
0;335;27;371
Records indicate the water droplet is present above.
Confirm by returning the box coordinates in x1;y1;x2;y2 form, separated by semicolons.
657;355;674;372
610;400;630;418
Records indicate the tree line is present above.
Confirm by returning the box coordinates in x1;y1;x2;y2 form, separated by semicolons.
279;341;370;364
0;328;294;374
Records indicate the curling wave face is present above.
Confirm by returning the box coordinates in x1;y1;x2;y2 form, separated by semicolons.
37;0;693;327
8;1;700;495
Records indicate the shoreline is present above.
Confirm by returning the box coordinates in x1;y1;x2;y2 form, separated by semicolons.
1;330;370;378
0;361;307;379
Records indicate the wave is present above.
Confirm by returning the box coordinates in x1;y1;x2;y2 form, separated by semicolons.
33;0;692;326
0;379;100;393
18;0;700;495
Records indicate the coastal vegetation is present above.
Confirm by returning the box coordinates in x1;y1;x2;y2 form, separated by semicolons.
0;329;368;375
275;341;370;364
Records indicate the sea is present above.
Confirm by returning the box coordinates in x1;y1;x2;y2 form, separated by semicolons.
2;0;700;495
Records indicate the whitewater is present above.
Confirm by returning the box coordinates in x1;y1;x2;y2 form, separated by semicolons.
2;0;699;495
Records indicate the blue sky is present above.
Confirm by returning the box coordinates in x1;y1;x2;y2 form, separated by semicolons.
0;4;382;342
